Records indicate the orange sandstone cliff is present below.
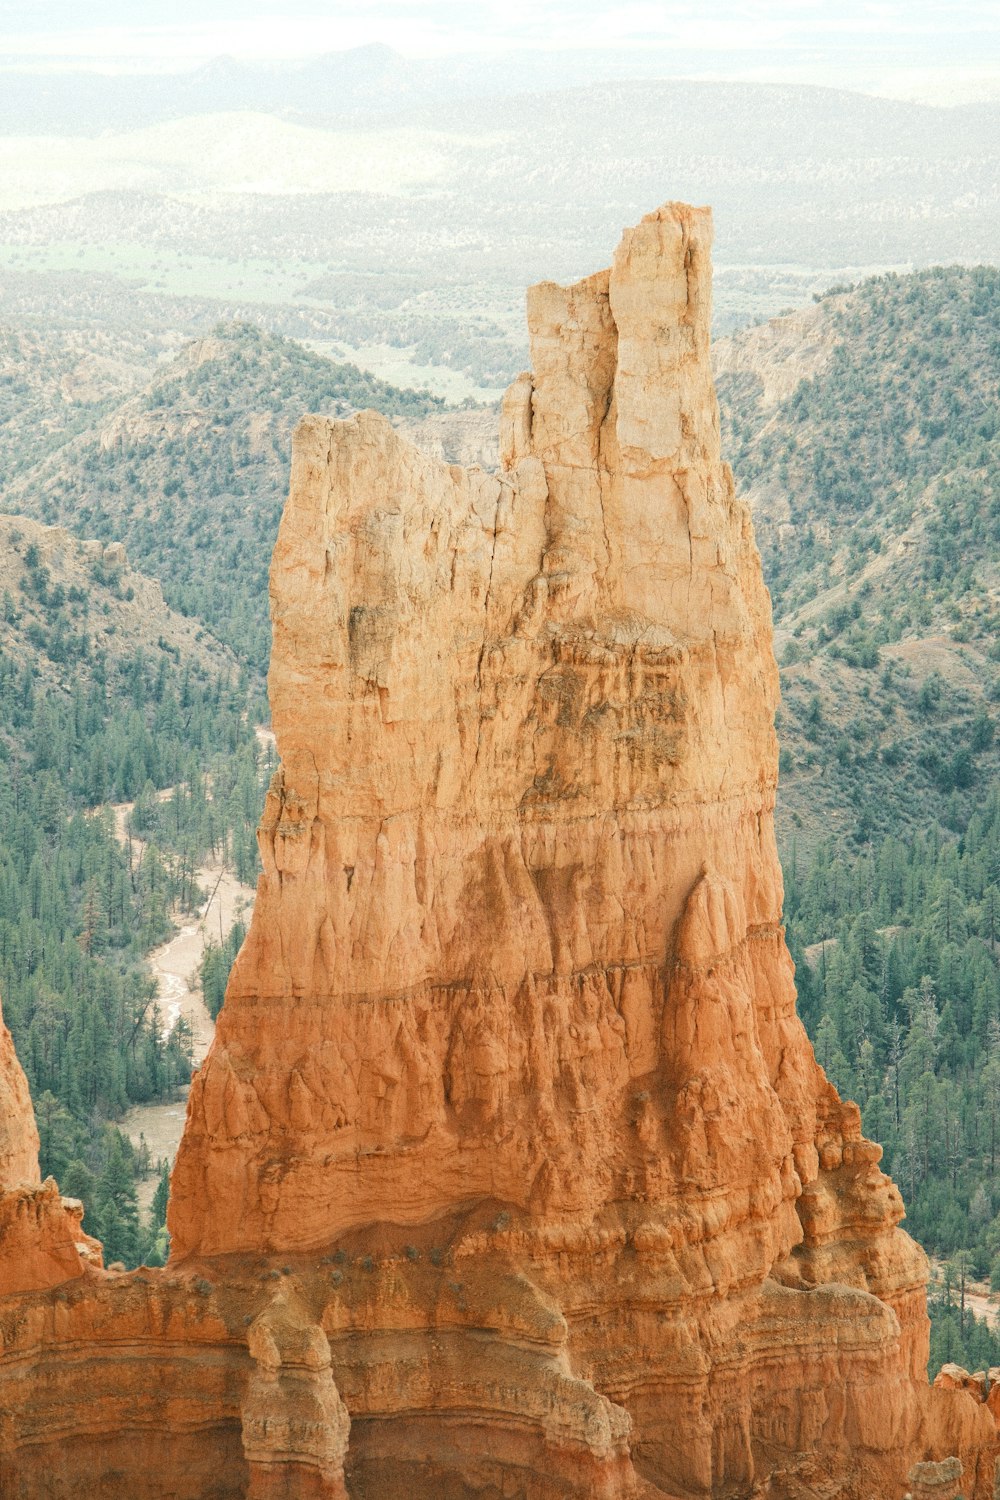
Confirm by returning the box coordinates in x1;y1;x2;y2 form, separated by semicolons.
0;202;997;1500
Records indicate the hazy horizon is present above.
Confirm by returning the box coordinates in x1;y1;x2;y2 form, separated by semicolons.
0;1;998;104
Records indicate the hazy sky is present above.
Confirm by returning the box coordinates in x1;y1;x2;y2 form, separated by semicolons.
0;0;997;103
0;1;997;62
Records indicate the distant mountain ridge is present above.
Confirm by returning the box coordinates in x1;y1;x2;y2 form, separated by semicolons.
0;45;969;135
0;76;996;365
2;41;997;134
0;46;415;134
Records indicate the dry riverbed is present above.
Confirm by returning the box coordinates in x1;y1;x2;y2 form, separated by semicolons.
928;1259;1000;1332
113;801;257;1211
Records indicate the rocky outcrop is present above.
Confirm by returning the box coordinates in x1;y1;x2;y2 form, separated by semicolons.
243;1286;350;1500
0;512;236;695
0;997;98;1297
0;202;998;1499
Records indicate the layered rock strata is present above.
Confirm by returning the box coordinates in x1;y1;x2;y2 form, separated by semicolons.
0;202;997;1499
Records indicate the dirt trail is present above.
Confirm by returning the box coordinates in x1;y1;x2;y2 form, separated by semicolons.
114;801;257;1211
965;1284;1000;1330
802;925;905;970
929;1259;1000;1332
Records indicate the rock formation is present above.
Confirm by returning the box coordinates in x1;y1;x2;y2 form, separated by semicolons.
0;202;998;1499
0;997;98;1298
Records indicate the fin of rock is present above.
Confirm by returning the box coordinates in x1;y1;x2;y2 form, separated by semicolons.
0;203;996;1500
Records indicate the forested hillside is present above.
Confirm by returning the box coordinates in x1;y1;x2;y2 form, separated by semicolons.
713;266;1000;1368
0;321;454;1265
0;323;176;479
783;805;1000;1371
0;514;268;1264
717;265;1000;850
787;808;1000;1250
2;322;445;671
720;267;1000;622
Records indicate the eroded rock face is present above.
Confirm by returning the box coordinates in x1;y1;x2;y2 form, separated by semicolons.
171;205;787;1262
163;203;995;1496
0;1000;40;1193
0;997;97;1297
0;202;997;1499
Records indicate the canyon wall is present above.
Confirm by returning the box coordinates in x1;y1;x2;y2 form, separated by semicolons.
0;203;997;1500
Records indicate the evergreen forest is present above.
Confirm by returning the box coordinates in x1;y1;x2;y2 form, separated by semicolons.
786;807;1000;1371
0;560;270;1265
